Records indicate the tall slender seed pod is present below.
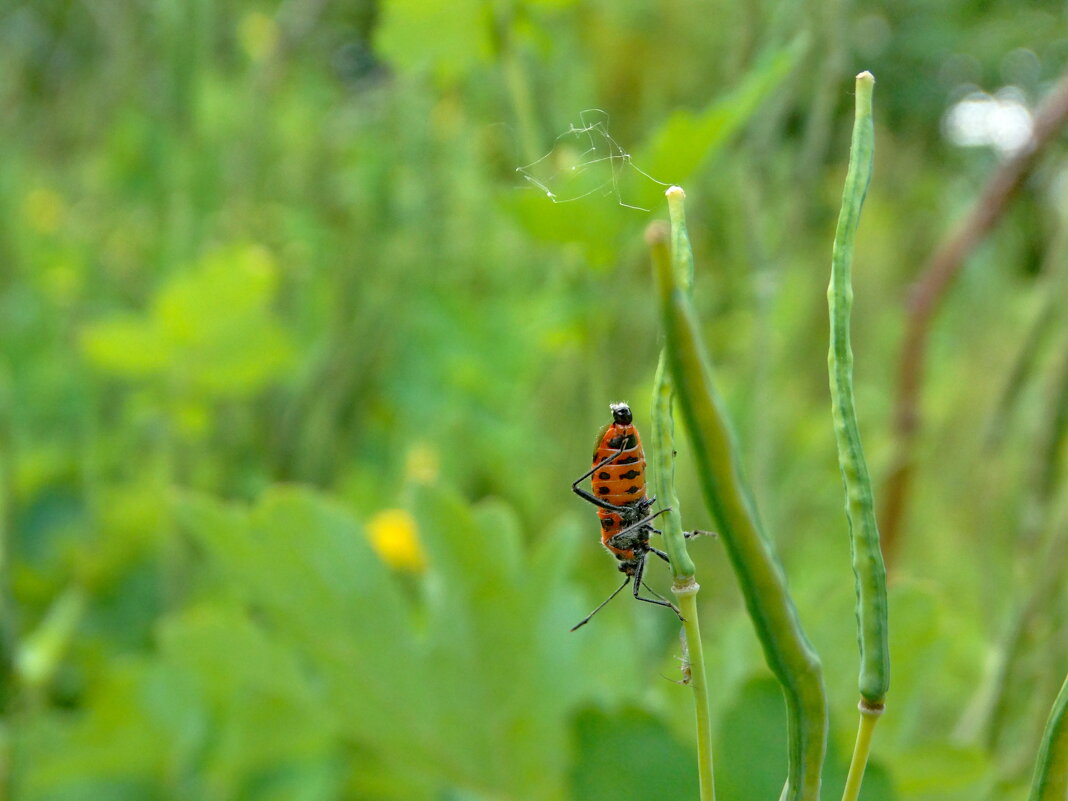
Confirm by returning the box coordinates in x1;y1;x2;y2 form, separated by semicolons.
649;223;828;801
649;187;714;801
651;186;697;580
827;71;890;707
828;72;890;801
651;355;693;577
1028;673;1068;801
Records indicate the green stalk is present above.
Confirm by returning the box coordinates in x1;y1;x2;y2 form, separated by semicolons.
841;705;883;801
648;222;828;801
1027;673;1068;801
649;186;713;801
827;71;890;801
676;590;715;801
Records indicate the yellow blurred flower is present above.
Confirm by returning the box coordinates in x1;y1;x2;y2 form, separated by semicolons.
405;443;439;484
367;509;426;572
23;187;65;234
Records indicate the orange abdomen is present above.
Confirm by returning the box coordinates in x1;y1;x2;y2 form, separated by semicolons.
591;422;647;505
591;422;647;557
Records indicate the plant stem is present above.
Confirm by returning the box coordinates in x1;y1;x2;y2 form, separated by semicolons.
1027;673;1068;801
649;220;827;801
677;586;716;801
649;185;714;801
841;705;883;801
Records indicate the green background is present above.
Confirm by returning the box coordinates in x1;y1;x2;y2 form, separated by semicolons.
3;1;1067;799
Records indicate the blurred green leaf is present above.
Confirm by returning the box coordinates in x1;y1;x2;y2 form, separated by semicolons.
16;660;169;798
413;485;589;799
630;37;807;208
504;37;805;262
170;484;643;801
176;486;423;752
81;244;294;398
568;706;699;801
376;0;491;80
155;604;339;798
892;744;989;800
715;675;788;801
80;316;169;376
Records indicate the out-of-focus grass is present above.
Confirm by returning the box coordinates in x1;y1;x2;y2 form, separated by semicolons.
1;1;1067;799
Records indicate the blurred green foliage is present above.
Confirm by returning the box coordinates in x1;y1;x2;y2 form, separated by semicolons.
2;0;1068;799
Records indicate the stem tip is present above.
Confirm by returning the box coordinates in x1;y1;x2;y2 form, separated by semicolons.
645;220;670;246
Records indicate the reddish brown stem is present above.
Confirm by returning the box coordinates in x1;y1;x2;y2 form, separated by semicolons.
879;69;1068;564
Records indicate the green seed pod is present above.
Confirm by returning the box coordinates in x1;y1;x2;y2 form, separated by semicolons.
650;220;828;801
827;71;890;707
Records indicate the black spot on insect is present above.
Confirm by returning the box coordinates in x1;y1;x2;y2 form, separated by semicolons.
617;456;639;465
620;469;640;480
625;485;640;495
598;471;611;480
598;486;610;495
601;518;614;531
608;435;625;449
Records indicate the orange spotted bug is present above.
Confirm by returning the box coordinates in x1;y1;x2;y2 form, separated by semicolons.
569;402;684;630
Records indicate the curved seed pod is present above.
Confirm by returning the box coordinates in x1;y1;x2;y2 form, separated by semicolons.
649;187;714;801
651;186;697;580
649;223;828;801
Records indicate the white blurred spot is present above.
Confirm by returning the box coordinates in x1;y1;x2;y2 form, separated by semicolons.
943;87;1034;158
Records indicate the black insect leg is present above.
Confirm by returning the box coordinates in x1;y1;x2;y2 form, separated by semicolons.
650;524;713;540
570;576;632;632
684;530;716;539
632;555;684;621
651;533;714;564
640;578;673;603
571;445;631;513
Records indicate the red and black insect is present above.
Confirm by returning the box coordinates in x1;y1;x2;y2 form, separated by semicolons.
570;402;684;630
